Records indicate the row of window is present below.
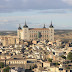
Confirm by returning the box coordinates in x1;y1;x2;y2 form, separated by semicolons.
9;61;24;64
30;35;48;37
29;31;48;33
30;39;49;41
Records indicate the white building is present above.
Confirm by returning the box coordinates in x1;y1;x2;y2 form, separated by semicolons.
17;21;54;42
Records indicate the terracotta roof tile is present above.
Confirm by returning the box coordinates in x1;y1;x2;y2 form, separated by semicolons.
29;28;49;30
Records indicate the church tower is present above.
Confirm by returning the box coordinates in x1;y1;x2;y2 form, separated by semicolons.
49;21;54;42
22;21;29;40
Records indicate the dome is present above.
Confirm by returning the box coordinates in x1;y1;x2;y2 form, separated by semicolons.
18;27;22;30
23;25;28;28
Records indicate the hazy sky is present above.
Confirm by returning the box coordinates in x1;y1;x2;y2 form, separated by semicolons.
0;0;72;30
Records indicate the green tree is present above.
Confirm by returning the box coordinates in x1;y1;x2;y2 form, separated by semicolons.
34;64;37;68
3;66;10;72
61;55;66;59
67;52;72;60
0;62;4;68
48;58;53;62
55;62;60;66
66;66;70;70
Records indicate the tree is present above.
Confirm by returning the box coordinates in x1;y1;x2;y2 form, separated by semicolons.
54;62;60;66
48;58;53;62
21;48;25;53
34;64;37;68
0;62;4;68
61;55;66;59
3;66;10;72
67;52;72;60
66;66;70;70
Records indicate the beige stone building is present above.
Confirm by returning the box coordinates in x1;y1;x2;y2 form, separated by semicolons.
0;35;19;46
17;21;54;42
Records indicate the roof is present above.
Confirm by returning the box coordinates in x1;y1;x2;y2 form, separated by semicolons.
18;24;22;30
43;24;46;28
49;24;54;28
29;28;49;30
6;58;25;61
23;25;28;28
49;21;54;28
18;27;22;30
23;21;28;28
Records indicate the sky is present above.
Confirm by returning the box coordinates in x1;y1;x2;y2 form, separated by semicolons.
0;0;72;30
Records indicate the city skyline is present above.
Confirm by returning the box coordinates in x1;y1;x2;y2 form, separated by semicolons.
0;0;72;30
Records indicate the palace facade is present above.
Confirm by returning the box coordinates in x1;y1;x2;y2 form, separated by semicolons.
17;21;54;42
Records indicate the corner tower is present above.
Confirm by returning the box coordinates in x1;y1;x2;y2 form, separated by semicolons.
23;21;29;40
17;24;22;39
49;21;54;42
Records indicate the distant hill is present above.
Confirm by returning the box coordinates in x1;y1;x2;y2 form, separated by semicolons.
54;30;72;41
0;31;17;36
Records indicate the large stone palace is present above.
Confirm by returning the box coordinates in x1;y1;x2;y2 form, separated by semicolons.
17;21;54;42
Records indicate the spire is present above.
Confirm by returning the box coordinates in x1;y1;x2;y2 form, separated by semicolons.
51;21;52;25
19;24;21;27
23;20;28;28
43;24;46;28
18;24;22;30
49;21;54;28
25;20;26;25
